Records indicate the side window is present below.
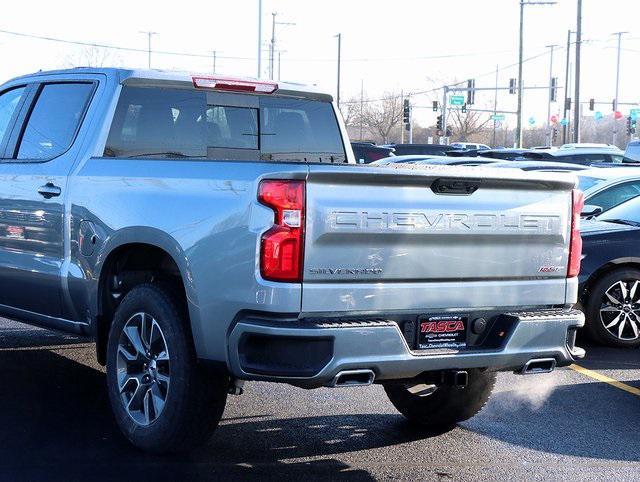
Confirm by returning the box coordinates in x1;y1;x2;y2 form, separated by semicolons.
588;181;640;212
17;83;94;161
260;97;345;162
0;87;25;151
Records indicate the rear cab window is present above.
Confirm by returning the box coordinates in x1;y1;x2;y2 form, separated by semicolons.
104;86;346;163
17;83;94;161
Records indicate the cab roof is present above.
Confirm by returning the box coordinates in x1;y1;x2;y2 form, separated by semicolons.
9;67;333;102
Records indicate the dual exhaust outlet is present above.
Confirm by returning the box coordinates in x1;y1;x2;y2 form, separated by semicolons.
328;357;557;388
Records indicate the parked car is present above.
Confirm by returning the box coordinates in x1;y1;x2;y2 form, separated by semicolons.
382;143;459;156
624;140;640;162
351;142;395;164
449;142;491;151
579;196;640;347
480;148;532;160
370;155;441;166
521;147;626;165
371;155;500;167
489;160;588;172
560;143;617;149
0;67;584;453
576;168;640;216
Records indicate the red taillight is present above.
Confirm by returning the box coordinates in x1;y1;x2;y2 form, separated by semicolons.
567;189;584;278
192;76;278;93
258;180;305;282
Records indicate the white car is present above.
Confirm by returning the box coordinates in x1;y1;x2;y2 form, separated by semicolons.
449;142;490;150
578;167;640;215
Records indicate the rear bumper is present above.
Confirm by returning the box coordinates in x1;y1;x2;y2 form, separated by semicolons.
227;309;585;388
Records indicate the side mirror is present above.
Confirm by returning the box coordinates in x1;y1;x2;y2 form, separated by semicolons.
581;204;603;218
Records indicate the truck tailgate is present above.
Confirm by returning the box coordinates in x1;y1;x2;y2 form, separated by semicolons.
302;164;576;313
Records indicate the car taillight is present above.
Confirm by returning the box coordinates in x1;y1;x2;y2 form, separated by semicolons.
192;76;278;93
567;189;584;278
258;180;305;282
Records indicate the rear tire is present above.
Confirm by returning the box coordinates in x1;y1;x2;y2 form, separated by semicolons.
584;268;640;348
383;369;496;429
106;283;228;453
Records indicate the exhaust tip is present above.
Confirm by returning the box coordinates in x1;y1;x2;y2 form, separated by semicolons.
330;369;375;387
519;358;556;375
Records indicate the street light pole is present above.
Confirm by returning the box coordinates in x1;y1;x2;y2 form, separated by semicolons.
546;44;557;146
515;1;556;148
335;33;342;111
212;50;217;74
573;0;582;143
612;31;628;146
516;1;525;148
257;0;262;77
562;30;573;144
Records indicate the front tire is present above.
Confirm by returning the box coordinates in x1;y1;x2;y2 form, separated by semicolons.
383;369;496;429
106;284;228;452
584;268;640;348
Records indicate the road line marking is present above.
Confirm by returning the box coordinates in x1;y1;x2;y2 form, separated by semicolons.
569;364;640;398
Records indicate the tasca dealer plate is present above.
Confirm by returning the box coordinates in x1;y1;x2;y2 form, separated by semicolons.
417;314;467;350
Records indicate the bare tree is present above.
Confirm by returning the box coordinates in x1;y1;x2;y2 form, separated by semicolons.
448;108;492;142
63;46;121;68
358;92;403;143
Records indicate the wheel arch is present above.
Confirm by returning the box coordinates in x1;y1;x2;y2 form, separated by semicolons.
93;227;198;365
581;257;640;301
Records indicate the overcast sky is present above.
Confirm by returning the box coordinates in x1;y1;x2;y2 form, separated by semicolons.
1;0;638;127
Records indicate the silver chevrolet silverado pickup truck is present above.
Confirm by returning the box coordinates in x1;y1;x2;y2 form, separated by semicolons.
0;68;584;452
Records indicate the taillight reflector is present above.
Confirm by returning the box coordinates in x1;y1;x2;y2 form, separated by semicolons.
258;180;305;282
567;189;584;278
192;76;277;93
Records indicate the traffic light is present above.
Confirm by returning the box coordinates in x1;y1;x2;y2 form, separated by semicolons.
628;116;635;136
467;79;475;105
461;103;467;113
403;99;410;124
589;98;595;111
565;97;572;111
550;78;558;102
436;114;443;130
432;100;439;112
552;127;558;143
509;78;516;95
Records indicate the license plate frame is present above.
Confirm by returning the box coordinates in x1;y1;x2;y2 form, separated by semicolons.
417;314;468;350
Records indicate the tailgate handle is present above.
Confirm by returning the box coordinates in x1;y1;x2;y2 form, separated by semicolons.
431;178;480;195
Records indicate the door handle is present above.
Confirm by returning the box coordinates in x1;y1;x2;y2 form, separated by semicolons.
38;182;61;199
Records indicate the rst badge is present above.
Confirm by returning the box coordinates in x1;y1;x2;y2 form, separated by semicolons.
417;314;468;350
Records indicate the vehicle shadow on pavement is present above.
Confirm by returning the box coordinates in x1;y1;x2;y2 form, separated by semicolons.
0;347;439;481
463;379;640;462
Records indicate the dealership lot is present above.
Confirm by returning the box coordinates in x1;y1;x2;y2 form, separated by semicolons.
0;318;637;481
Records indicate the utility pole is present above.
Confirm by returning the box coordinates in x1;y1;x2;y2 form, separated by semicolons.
257;0;262;77
139;31;158;69
493;65;498;147
546;44;557;146
400;90;404;144
269;13;295;80
211;50;217;74
335;33;342;111
277;51;282;80
562;30;573;144
269;13;277;80
359;79;364;140
442;86;448;144
573;0;582;143
515;1;557;148
612;31;628;146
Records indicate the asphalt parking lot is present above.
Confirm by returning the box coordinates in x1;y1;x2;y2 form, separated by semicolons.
0;318;638;481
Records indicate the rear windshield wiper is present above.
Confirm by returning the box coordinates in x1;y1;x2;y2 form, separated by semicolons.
601;218;640;227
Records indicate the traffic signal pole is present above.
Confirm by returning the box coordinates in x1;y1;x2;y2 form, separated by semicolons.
442;86;448;144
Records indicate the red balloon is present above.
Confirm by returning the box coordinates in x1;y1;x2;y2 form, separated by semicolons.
550;115;558;123
614;111;623;120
